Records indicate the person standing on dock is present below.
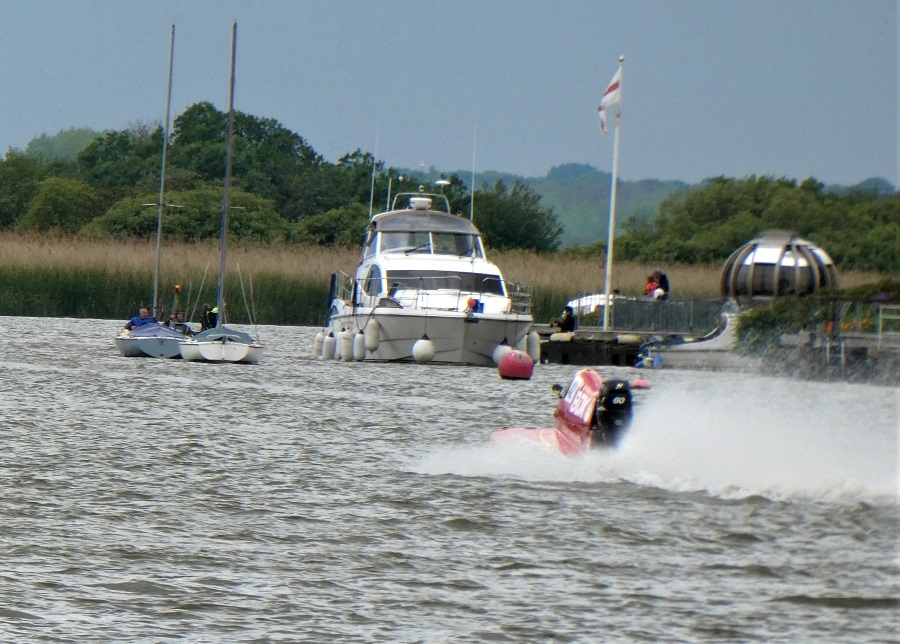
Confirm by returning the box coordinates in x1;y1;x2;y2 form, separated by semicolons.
552;306;577;333
652;269;670;300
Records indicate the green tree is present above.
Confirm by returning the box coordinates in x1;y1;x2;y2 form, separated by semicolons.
24;127;104;161
0;151;48;228
295;202;369;245
17;177;101;233
88;187;289;242
77;125;163;194
470;180;562;252
285;150;378;221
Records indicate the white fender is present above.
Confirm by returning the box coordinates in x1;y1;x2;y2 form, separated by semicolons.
412;336;435;363
313;330;324;358
322;332;336;360
526;330;541;363
492;342;512;366
339;329;353;361
352;331;366;361
364;319;380;351
333;330;343;359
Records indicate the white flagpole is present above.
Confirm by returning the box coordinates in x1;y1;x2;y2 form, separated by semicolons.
602;55;624;332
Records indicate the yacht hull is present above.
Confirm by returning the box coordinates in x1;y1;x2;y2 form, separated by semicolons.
328;309;532;366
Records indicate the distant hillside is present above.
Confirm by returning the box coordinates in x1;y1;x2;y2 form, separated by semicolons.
431;164;895;249
457;164;687;248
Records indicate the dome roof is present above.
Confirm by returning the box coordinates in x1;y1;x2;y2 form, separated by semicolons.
720;230;838;299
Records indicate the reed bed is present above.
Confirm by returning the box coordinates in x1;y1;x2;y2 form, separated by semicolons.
0;233;884;324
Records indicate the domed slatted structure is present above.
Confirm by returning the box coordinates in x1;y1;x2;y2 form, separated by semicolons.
721;230;838;299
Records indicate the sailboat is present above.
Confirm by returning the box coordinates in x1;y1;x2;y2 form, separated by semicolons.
179;22;263;364
115;24;189;359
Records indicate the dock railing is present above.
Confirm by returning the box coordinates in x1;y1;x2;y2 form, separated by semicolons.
571;296;727;335
876;304;900;348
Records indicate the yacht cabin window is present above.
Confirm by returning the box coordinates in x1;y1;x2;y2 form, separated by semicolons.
363;265;382;296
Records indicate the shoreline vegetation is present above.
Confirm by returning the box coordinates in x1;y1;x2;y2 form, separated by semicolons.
0;233;885;326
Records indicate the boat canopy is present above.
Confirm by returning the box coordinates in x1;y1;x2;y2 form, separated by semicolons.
124;323;186;339
191;326;256;344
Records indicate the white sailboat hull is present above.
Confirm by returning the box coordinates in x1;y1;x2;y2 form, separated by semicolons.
115;335;182;359
115;323;187;359
179;326;263;364
179;339;263;364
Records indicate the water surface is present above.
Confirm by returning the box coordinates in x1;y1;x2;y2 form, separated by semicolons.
1;318;896;641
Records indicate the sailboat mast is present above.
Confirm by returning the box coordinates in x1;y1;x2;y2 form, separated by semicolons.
216;21;237;328
152;24;175;319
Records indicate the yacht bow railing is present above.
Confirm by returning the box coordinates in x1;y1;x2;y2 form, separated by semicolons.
331;270;532;315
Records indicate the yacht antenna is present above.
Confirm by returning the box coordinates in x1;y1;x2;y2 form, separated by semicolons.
469;125;476;221
368;124;378;218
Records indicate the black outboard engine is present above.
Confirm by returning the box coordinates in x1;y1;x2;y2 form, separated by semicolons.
593;379;633;447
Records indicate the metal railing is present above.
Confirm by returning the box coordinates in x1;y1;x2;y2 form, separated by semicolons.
876;304;900;348
572;297;727;335
331;271;533;315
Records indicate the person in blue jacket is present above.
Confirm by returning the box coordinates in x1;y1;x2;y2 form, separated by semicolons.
124;308;156;330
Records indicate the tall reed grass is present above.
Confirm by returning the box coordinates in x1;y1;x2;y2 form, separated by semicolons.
0;233;884;325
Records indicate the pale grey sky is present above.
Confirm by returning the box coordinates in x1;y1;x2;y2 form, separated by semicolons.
1;0;896;186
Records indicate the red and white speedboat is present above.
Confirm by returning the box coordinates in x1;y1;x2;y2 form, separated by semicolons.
493;369;646;456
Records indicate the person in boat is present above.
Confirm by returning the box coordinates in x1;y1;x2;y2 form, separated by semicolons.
201;304;218;331
551;306;577;333
652;269;670;300
167;310;195;336
124;308;156;330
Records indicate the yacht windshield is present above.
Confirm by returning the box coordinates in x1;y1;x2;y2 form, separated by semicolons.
380;231;483;257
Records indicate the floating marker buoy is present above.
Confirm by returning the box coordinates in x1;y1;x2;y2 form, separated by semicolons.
322;332;336;360
498;349;535;380
412;335;435;363
352;331;366;361
631;378;652;389
364;319;380;351
313;330;324;358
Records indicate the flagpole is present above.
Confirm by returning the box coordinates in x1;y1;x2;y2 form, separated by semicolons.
602;55;624;332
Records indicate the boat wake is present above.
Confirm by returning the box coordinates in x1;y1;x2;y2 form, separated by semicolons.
415;376;898;506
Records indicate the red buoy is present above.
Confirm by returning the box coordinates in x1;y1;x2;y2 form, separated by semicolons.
498;349;535;380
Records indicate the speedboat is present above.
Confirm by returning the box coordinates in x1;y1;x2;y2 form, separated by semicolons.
319;189;537;366
492;368;647;455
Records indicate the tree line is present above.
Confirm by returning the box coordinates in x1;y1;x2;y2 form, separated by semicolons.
0;104;562;252
564;175;898;273
2;105;897;273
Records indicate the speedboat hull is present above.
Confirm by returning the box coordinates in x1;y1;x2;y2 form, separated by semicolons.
492;369;637;456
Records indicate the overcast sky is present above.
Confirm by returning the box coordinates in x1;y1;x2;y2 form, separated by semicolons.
1;0;896;186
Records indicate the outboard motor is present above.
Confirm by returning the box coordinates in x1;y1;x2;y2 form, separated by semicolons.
593;379;633;447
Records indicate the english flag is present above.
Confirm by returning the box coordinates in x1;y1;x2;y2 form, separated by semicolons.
598;67;622;135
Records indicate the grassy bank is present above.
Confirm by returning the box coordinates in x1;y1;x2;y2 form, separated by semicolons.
0;233;885;325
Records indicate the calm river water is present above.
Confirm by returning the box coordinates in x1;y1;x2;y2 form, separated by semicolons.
1;317;897;642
